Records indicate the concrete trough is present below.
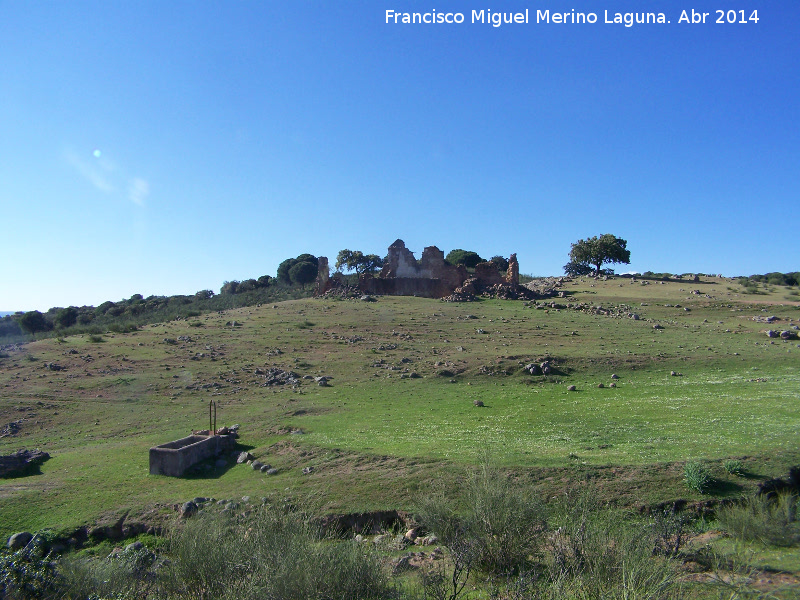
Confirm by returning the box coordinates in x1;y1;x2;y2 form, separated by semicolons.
149;434;235;477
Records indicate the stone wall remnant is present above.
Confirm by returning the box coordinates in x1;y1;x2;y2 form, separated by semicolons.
341;239;527;300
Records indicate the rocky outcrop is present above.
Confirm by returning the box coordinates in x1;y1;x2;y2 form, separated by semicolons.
0;448;50;477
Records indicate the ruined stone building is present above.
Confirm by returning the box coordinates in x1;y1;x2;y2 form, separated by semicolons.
316;239;521;299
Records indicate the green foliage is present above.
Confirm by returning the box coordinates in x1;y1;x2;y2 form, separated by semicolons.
544;494;681;600
1;539;63;599
746;272;800;287
445;249;484;269
278;254;318;284
55;307;79;329
16;311;52;335
288;260;318;289
0;315;24;340
489;255;509;272
724;459;745;476
718;493;800;547
336;249;384;275
562;261;594;277
567;233;631;277
684;461;712;494
417;459;546;575
220;280;240;295
195;289;214;300
162;510;391;600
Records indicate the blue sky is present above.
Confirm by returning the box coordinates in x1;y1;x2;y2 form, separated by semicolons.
1;1;798;311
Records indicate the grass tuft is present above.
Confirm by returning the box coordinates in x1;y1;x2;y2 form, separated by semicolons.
684;461;712;494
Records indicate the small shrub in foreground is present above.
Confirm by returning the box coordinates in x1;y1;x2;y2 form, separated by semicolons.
723;459;745;477
416;459;546;576
684;461;712;494
717;493;800;547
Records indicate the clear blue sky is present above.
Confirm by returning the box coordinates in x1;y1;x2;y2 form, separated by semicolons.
2;1;798;312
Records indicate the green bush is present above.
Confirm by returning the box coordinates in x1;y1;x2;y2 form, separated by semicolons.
684;461;712;494
717;493;800;547
542;492;682;600
417;460;546;575
56;508;393;600
723;459;745;477
160;510;391;600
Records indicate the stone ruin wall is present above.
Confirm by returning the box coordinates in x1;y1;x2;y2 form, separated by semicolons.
316;239;521;299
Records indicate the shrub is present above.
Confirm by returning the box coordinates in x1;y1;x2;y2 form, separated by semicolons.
717;493;800;547
160;510;391;600
544;497;681;600
684;461;712;494
1;545;63;599
417;460;546;575
723;459;745;477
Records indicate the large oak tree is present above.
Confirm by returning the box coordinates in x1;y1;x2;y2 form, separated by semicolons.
566;234;631;276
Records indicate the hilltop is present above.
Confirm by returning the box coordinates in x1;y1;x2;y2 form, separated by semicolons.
1;274;799;539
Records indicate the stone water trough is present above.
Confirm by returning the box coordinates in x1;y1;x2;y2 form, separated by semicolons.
149;434;235;477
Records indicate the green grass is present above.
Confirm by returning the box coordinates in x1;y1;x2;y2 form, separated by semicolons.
2;276;800;540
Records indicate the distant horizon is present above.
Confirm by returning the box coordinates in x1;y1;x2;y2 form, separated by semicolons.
2;265;797;315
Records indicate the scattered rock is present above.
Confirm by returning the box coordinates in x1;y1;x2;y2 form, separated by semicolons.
416;534;438;546
473;400;484;407
181;501;198;518
392;555;412;574
302;466;314;475
567;385;576;391
611;374;619;379
266;468;279;475
237;452;253;464
7;532;33;550
597;383;605;388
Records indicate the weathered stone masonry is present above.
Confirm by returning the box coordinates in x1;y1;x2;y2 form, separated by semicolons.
315;239;521;299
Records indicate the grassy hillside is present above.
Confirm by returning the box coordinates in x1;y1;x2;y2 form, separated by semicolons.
1;275;799;539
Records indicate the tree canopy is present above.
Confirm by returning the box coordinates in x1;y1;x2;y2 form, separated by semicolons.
445;249;484;269
277;254;318;284
17;311;52;335
565;234;631;277
288;261;318;289
489;255;509;272
335;249;384;276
